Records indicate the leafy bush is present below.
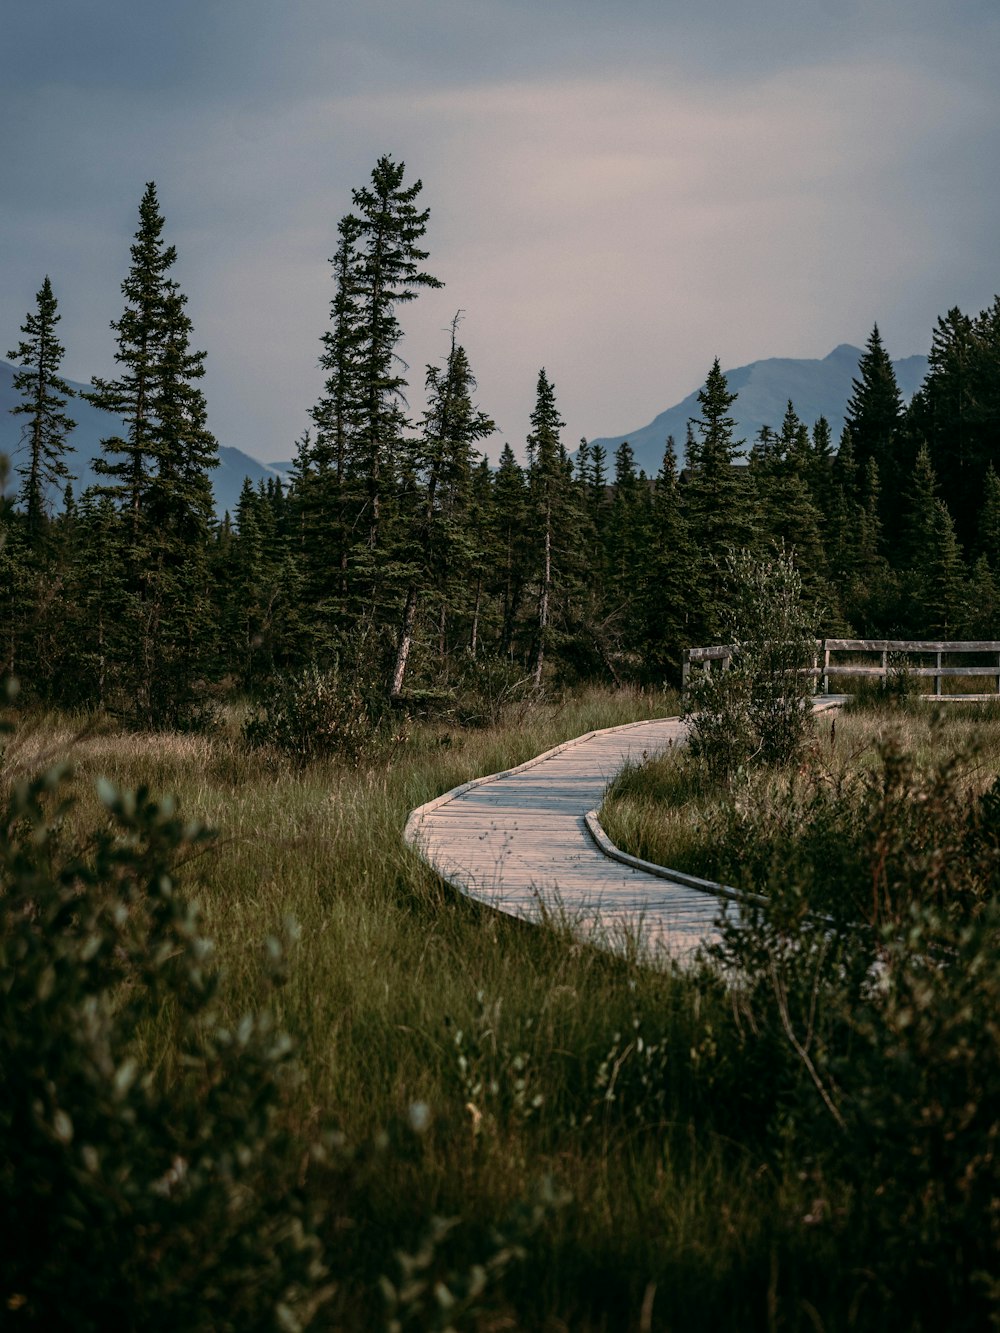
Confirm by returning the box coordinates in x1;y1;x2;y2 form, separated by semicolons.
0;759;331;1331
243;661;404;765
685;548;818;782
710;738;1000;1330
451;654;538;729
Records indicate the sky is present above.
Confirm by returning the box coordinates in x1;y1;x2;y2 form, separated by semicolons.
2;0;998;465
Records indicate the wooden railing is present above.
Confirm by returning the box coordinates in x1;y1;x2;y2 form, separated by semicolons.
682;640;1000;698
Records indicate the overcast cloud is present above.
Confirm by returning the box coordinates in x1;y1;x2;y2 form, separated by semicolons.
3;1;998;463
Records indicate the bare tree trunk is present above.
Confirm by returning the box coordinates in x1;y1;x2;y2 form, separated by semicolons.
470;577;482;658
391;585;418;697
532;509;551;688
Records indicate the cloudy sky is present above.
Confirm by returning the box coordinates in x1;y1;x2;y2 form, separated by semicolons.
3;1;998;464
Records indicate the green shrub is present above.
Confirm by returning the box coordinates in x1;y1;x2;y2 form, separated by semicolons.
0;759;331;1331
451;654;538;729
243;661;404;765
685;548;818;783
711;741;1000;1330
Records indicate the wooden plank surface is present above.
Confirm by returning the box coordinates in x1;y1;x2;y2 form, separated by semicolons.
404;715;730;965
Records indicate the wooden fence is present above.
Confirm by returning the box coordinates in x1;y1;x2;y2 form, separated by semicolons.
682;640;1000;698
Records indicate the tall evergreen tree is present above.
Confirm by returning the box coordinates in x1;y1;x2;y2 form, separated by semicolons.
347;156;442;561
641;438;695;679
682;358;753;640
303;213;365;626
900;442;941;571
491;443;529;657
7;277;76;545
526;369;568;686
390;328;494;696
917;500;966;637
845;324;905;541
910;305;994;549
86;182;219;723
976;463;1000;573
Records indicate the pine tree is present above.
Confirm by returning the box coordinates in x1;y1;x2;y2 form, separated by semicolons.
682;359;753;640
86;182;219;723
911;305;992;549
390;328;494;696
917;500;966;637
348;156;442;562
526;369;568;686
845;324;905;541
89;183;177;536
964;555;999;638
641;438;695;680
977;463;1000;572
491;443;529;657
900;442;940;570
304;213;365;623
606;442;650;637
7;277;76;545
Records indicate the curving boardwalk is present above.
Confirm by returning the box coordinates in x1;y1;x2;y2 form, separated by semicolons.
404;716;728;965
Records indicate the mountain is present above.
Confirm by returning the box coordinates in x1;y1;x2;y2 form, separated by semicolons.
0;359;289;517
588;344;929;474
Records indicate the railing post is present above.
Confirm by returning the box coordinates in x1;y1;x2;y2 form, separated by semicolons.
822;641;830;695
935;650;942;697
681;651;690;694
881;647;887;683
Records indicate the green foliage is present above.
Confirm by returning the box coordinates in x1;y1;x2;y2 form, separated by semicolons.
7;276;76;544
243;661;403;765
711;746;1000;1329
450;653;538;728
0;752;330;1331
684;547;817;781
604;711;1000;1329
683;358;754;641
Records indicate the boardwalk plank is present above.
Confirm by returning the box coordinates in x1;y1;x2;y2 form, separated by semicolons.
404;714;725;964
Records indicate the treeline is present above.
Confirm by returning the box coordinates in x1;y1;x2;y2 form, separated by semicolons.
3;157;1000;725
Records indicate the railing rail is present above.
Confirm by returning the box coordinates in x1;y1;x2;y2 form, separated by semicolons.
682;639;1000;698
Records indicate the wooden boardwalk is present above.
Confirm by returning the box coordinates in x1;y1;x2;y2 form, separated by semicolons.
404;717;728;965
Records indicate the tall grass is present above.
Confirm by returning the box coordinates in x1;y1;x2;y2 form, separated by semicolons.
6;687;997;1330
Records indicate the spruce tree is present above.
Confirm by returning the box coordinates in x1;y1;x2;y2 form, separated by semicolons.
900;442;940;570
845;324;904;541
977;463;1000;572
606;442;650;639
682;359;753;640
348;156;442;562
491;443;529;657
89;183;177;535
87;183;219;723
641;438;695;680
303;213;365;627
390;330;494;696
526;369;568;686
901;296;1000;556
7;277;76;546
918;500;966;637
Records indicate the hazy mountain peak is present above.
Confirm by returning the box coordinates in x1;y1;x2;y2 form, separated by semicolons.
588;344;928;472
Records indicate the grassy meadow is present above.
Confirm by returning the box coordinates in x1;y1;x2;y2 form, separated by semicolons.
4;686;999;1331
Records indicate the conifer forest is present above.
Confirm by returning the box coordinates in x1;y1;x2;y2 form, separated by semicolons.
4;156;1000;724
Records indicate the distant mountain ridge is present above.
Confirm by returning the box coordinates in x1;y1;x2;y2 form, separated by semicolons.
3;345;932;515
589;344;929;474
0;359;290;517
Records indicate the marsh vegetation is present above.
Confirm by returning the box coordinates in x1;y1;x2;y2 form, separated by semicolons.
3;682;998;1331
